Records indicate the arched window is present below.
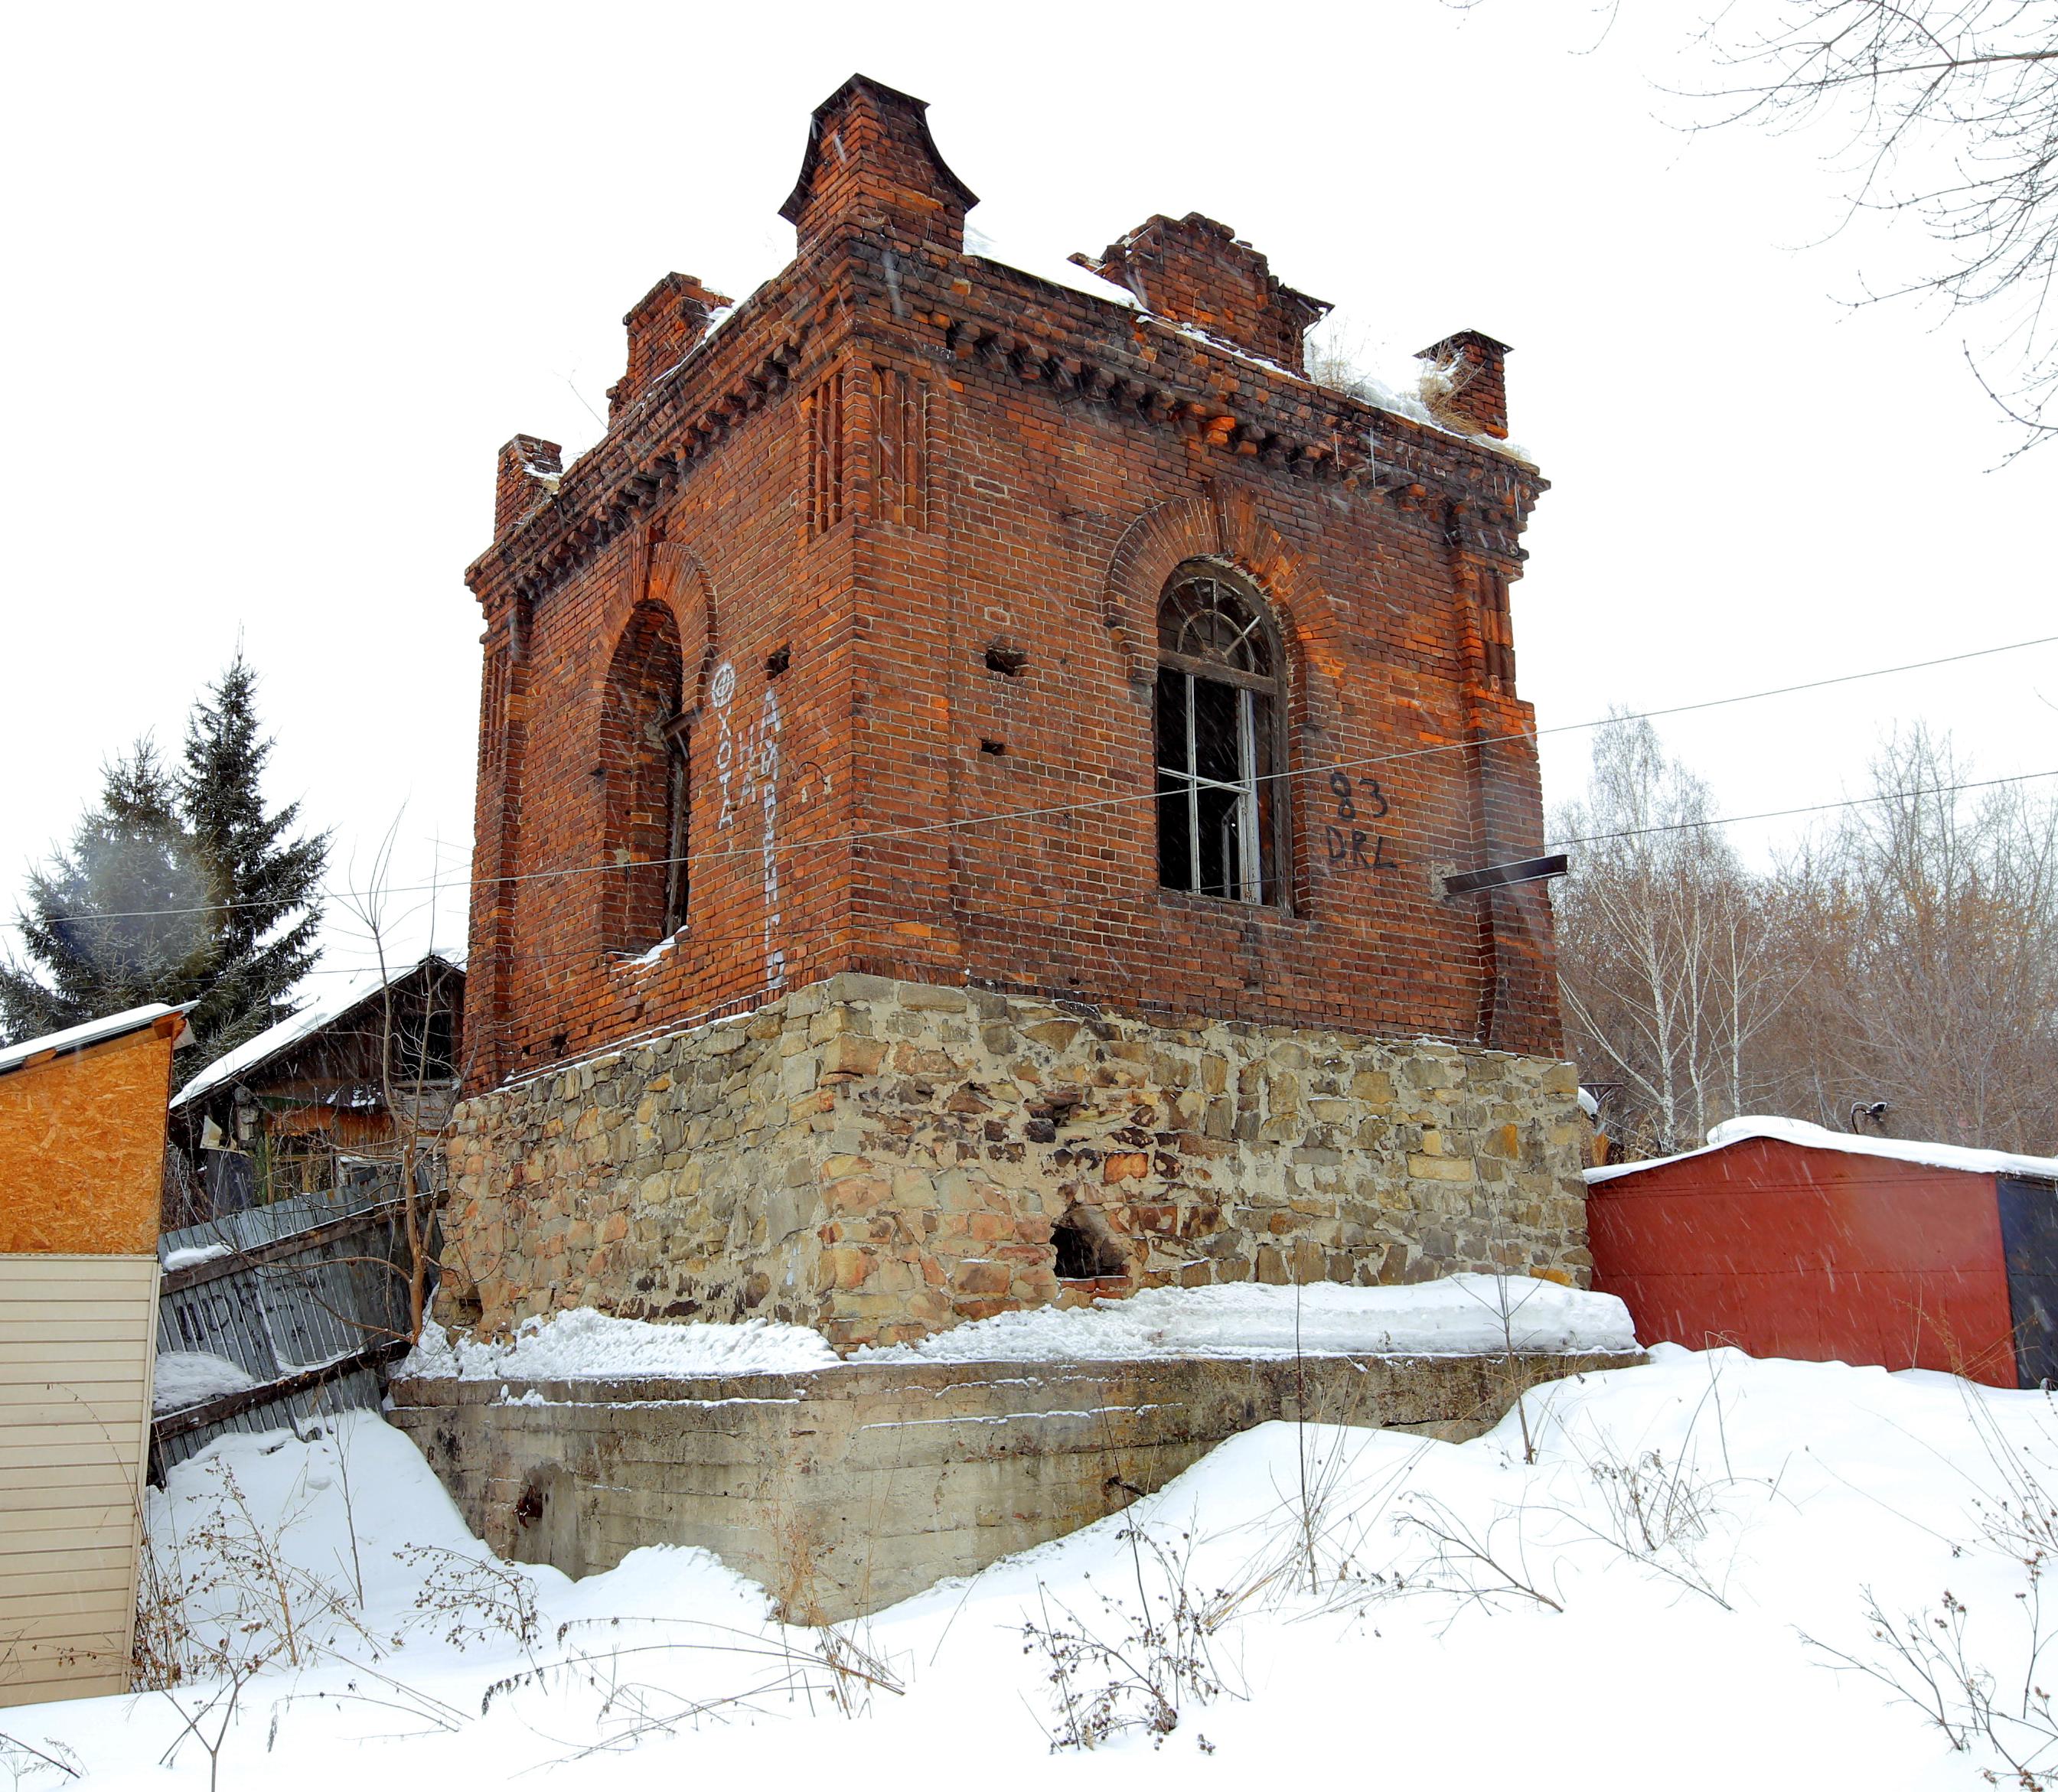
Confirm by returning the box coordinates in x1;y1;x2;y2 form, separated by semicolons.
600;602;689;951
1154;564;1287;904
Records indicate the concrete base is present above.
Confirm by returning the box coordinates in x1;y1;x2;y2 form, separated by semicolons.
389;1348;1639;1621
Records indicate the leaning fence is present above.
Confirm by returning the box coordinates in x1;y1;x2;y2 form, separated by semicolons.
151;1181;431;1474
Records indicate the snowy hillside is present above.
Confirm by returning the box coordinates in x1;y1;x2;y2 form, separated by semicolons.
8;1348;2055;1788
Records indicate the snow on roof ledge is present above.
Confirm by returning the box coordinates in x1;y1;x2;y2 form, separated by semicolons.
171;950;463;1113
1585;1113;2058;1188
0;1002;184;1077
398;1276;1640;1378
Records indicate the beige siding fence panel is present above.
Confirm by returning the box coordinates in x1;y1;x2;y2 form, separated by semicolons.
0;1253;158;1709
20;1256;168;1282
0;1514;136;1554
0;1471;138;1510
0;1349;150;1390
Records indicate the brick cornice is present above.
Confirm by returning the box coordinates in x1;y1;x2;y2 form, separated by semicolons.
466;239;1548;617
465;272;827;612
879;252;1547;567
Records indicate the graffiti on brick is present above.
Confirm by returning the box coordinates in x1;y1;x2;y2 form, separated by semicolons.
758;679;784;990
1326;770;1398;873
709;657;785;988
712;660;739;828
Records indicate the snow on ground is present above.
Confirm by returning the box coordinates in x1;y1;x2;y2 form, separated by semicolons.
399;1308;840;1380
13;1347;2058;1788
397;1279;1636;1384
151;1351;257;1413
861;1274;1639;1361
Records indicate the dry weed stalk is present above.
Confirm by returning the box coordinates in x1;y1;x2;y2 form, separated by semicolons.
478;1614;905;1757
1389;1491;1566;1627
1020;1523;1244;1751
392;1544;540;1651
135;1458;383;1689
1807;1390;2058;1786
0;1732;80;1786
1545;1366;1779;1611
155;1644;266;1792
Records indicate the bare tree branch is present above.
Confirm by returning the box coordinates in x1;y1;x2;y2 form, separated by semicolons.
1688;1;2058;453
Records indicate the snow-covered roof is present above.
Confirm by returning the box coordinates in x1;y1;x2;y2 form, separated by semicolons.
961;224;1535;467
1585;1113;2058;1188
170;951;463;1112
964;223;1139;310
0;1002;186;1077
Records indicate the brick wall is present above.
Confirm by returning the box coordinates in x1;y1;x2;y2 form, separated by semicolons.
462;73;1560;1095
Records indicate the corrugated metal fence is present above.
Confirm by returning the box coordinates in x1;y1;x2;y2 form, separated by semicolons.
152;1181;429;1473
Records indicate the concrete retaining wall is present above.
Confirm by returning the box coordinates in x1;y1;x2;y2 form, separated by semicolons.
390;1347;1638;1621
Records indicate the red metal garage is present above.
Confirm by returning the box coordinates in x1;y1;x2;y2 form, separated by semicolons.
1587;1117;2058;1390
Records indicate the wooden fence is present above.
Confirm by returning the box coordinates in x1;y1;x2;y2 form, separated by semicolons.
152;1184;427;1474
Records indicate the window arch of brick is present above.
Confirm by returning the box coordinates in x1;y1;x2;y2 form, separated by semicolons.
1153;561;1290;905
599;601;688;953
1102;492;1330;691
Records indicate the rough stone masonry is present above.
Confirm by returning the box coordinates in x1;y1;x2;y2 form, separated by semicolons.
442;73;1589;1348
442;973;1589;1347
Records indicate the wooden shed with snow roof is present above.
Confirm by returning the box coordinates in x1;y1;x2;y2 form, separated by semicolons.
1587;1116;2058;1390
167;952;463;1220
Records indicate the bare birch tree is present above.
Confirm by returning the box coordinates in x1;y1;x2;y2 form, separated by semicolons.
322;823;471;1343
1551;715;1793;1155
1758;725;2058;1149
1554;715;2058;1159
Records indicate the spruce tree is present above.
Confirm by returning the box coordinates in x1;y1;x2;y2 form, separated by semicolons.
177;653;330;1054
0;656;330;1051
0;743;212;1041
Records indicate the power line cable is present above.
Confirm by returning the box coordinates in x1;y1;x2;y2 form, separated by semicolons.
1548;767;2058;850
279;765;2058;986
29;628;2058;926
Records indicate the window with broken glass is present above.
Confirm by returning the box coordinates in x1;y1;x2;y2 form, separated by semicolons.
1154;567;1286;904
660;712;690;938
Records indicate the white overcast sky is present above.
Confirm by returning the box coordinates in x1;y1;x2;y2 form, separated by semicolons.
2;1;2051;990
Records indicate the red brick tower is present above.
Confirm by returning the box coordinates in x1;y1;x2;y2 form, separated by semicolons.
445;77;1584;1345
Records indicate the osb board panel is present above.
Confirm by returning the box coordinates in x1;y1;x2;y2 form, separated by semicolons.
0;1254;157;1708
0;1028;173;1253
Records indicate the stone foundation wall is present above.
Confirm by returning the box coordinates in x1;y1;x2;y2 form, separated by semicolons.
390;1348;1639;1622
439;973;1592;1348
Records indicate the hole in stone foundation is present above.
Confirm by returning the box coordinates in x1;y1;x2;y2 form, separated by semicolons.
508;1461;584;1577
1052;1207;1128;1280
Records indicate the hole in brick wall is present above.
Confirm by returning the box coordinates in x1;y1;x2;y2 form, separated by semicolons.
765;643;791;678
550;1031;568;1059
980;738;1007;757
984;645;1027;677
1052;1207;1128;1280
